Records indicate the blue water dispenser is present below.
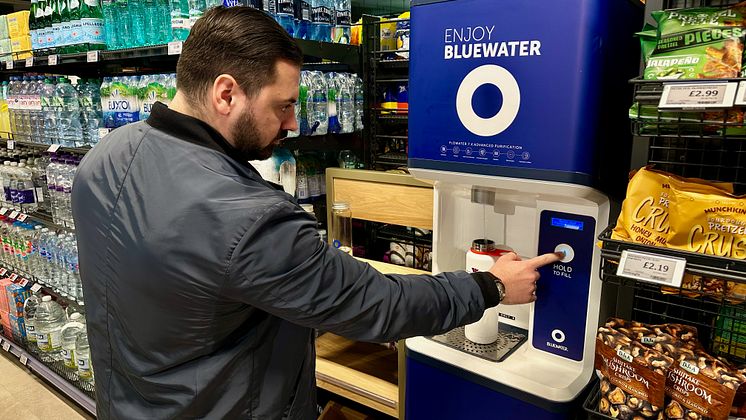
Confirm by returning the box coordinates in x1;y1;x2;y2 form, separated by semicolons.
404;0;643;418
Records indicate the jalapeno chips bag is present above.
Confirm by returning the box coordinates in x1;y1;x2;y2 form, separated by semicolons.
645;3;746;80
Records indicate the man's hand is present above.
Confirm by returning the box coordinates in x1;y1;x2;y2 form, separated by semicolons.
488;252;563;305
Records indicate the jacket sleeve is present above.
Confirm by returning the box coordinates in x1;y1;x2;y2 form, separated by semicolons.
223;200;498;342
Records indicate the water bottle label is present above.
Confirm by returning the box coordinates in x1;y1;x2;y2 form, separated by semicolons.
35;188;44;203
336;10;350;27
296;176;309;200
171;17;186;30
84;0;98;6
18;189;35;205
30;96;42;111
299;1;310;21
81;18;105;45
223;0;242;6
277;0;293;15
70;20;84;46
51;24;62;48
312;6;332;24
60;22;73;47
62;348;76;368
78;357;92;379
36;332;49;348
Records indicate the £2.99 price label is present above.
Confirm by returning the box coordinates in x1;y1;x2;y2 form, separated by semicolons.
659;82;737;109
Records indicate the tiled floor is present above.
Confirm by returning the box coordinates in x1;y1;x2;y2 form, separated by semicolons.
0;352;92;419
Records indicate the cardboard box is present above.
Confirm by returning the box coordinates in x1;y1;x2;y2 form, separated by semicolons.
9;314;25;340
6;11;29;38
0;278;11;314
0;16;8;40
5;283;30;318
11;35;31;53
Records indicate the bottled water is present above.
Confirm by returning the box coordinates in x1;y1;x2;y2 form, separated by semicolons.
2;162;12;206
139;74;168;120
33;155;51;212
338;74;355;133
263;0;277;22
115;0;133;48
29;77;44;142
102;0;118;49
55;78;83;148
61;312;85;380
104;76;139;128
294;0;311;40
46;157;61;224
41;78;58;144
76;327;94;384
141;0;159;46
81;0;107;51
79;79;103;145
170;0;189;41
129;0;147;47
68;0;83;54
157;0;172;44
30;0;40;51
188;0;206;31
8;162;19;208
309;71;328;136
35;295;66;362
16;163;38;213
333;0;350;44
310;0;332;42
326;73;340;134
276;0;295;36
23;293;42;353
7;77;19;137
17;77;30;141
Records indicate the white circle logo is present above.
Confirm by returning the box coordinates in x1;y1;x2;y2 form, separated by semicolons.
456;64;520;137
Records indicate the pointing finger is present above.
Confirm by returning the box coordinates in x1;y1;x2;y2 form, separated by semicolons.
526;252;563;269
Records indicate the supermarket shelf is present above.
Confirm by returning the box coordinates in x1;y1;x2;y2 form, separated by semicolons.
0;136;92;155
0;336;96;417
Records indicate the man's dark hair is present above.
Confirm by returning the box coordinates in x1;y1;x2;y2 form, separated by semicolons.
176;6;304;106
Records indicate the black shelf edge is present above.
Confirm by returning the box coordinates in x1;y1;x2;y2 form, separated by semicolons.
0;337;96;417
598;225;746;282
0;137;92;155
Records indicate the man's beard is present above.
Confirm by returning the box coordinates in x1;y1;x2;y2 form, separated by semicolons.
231;108;287;161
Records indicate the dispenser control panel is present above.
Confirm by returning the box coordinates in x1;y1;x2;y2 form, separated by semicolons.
532;210;595;361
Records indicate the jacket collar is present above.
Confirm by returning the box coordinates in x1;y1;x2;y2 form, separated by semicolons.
146;102;256;169
145;102;286;192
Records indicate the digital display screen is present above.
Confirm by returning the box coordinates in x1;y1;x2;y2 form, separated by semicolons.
551;217;584;231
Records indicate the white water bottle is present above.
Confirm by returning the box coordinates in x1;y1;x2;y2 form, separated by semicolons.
464;239;511;345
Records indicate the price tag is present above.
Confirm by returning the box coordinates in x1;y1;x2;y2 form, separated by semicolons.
1;342;9;352
25;57;33;67
168;41;183;55
0;268;7;276
18;278;28;287
98;128;110;139
16;213;27;222
30;283;42;292
0;208;8;216
617;250;687;287
7;140;14;150
659;82;737;109
19;355;27;365
8;273;18;281
9;211;18;219
48;54;58;66
86;50;99;63
47;144;61;153
5;60;13;70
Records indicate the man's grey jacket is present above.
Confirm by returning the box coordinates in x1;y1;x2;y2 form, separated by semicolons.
71;102;500;419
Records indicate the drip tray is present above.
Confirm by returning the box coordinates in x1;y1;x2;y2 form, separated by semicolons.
428;326;527;363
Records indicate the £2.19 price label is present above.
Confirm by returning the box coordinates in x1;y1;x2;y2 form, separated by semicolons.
617;250;687;287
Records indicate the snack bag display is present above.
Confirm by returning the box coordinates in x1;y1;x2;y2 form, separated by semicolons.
645;3;746;80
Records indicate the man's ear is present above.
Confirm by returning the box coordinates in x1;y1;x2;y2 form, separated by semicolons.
211;74;242;116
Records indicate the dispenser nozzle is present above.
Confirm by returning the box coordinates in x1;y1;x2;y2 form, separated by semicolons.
471;187;495;205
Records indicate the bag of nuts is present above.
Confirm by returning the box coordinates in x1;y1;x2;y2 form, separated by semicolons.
606;318;746;420
595;326;673;419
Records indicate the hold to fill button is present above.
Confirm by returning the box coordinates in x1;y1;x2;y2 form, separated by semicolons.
554;243;574;263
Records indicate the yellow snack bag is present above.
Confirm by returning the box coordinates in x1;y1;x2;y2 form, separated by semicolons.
668;181;746;259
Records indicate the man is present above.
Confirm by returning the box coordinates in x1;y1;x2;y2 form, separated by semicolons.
72;6;561;419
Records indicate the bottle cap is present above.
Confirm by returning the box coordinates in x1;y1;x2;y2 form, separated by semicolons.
42;295;52;302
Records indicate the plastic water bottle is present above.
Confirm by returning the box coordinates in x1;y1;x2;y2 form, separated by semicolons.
68;0;84;53
81;0;107;51
139;74;163;120
7;78;18;137
188;0;206;31
170;0;189;41
79;79;102;145
309;72;328;135
46;157;60;224
16;77;30;141
326;73;340;134
31;155;51;213
156;0;172;44
41;78;58;144
35;295;67;362
102;0;118;49
23;293;42;353
332;0;350;44
263;0;277;21
15;163;38;213
56;78;83;147
276;0;295;36
294;0;310;40
338;74;354;133
129;0;146;47
354;75;363;132
165;73;177;105
29;77;44;142
310;0;331;42
141;0;159;46
76;328;94;384
60;313;85;380
100;77;114;128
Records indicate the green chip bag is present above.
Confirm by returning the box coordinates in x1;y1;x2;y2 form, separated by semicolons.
645;3;746;80
637;24;659;66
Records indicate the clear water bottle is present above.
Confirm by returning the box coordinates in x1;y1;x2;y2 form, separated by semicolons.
310;0;331;42
354;75;363;132
115;0;133;48
32;155;51;213
41;78;58;145
64;239;82;299
17;77;30;141
16;163;38;213
61;312;85;380
46;157;61;224
129;0;146;47
294;0;311;40
55;78;83;148
326;73;340;134
338;74;354;133
76;328;94;384
79;79;102;145
102;0;119;49
330;201;352;254
170;0;189;41
332;0;350;44
157;0;172;44
141;0;159;46
23;293;42;353
35;295;67;362
276;0;295;36
187;0;205;31
29;77;44;142
8;162;19;209
139;74;167;120
309;72;328;136
6;78;18;137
